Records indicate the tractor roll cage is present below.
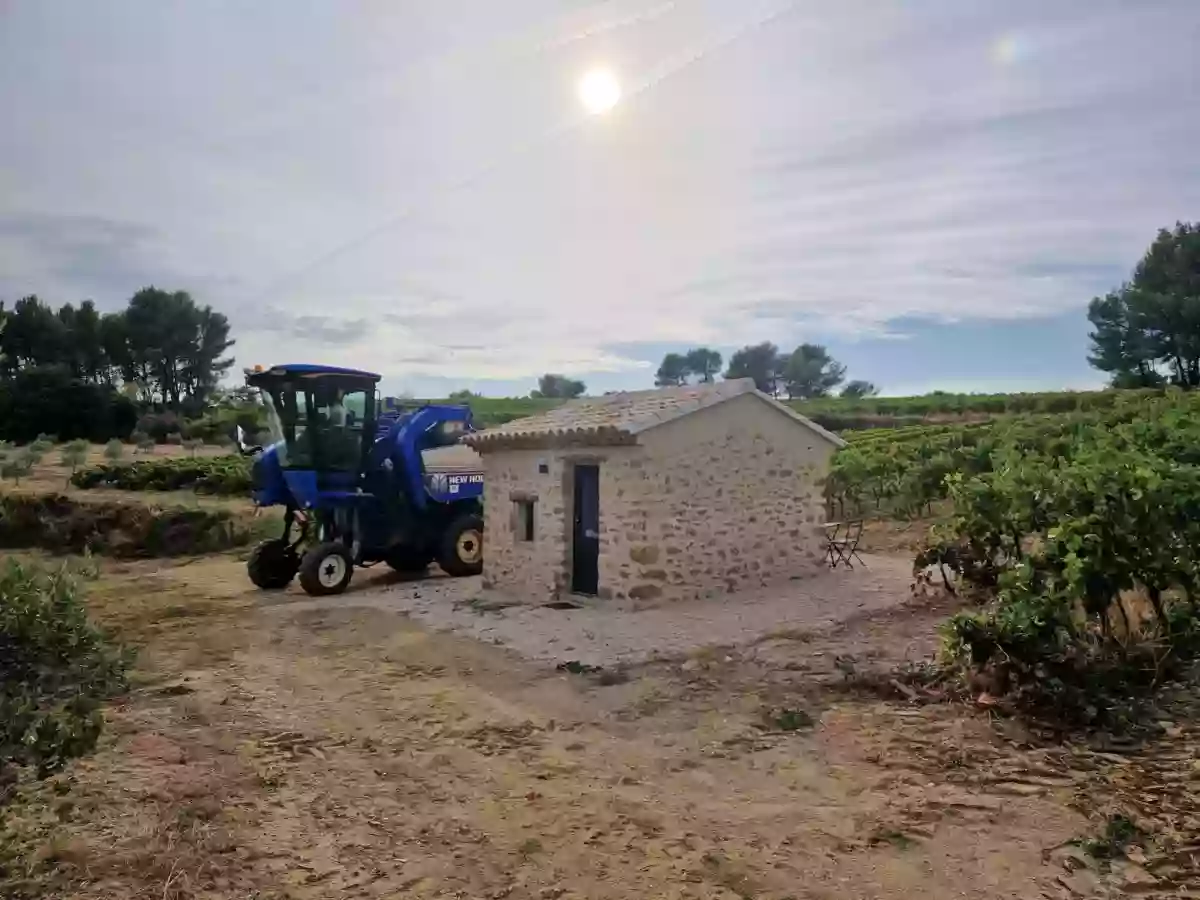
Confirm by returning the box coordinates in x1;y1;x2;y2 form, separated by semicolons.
248;367;381;477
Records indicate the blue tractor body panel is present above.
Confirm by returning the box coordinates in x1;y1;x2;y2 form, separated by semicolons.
279;468;361;509
250;444;291;507
423;471;484;504
389;404;472;509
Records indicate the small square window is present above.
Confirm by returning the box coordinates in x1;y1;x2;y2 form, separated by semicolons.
514;499;536;542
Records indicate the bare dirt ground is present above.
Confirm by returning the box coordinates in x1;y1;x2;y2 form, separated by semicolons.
9;550;1194;900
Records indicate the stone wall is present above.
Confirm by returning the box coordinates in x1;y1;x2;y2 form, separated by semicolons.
479;393;837;606
596;392;836;605
479;446;638;602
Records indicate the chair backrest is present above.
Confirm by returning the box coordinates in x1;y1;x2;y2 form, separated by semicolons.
844;519;864;544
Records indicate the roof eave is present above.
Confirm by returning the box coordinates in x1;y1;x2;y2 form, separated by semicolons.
465;425;638;453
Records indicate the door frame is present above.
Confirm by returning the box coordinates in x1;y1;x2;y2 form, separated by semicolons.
567;459;601;596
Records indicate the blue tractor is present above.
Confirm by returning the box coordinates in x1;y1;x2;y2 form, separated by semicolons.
239;363;484;596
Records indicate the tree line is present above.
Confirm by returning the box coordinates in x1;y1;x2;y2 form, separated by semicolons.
0;287;233;442
657;343;875;399
530;346;875;401
1088;222;1200;388
530;373;586;399
0;287;234;412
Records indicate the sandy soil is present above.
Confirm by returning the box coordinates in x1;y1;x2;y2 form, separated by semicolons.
9;552;1190;900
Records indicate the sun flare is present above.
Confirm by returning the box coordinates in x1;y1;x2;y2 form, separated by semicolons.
578;68;621;115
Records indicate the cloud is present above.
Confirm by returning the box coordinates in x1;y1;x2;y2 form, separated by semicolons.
1;0;1197;390
0;212;242;312
245;309;371;346
0;214;158;307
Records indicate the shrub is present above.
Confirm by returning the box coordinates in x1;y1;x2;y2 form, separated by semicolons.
0;493;251;557
920;417;1200;727
1;450;34;485
183;403;267;445
165;432;184;446
0;558;130;778
70;456;251;496
102;439;124;463
133;411;182;443
941;588;1200;728
58;440;89;485
0;366;137;444
130;430;153;455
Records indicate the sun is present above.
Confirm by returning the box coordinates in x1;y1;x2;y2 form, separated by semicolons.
578;68;621;115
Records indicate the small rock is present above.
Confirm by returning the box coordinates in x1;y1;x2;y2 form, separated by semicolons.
1056;869;1101;897
946;794;1004;812
993;782;1045;796
1047;844;1092;872
1119;864;1158;887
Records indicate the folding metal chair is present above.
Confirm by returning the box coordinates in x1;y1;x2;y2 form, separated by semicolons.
823;520;866;569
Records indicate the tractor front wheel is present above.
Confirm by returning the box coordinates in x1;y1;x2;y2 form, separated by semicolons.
439;513;484;577
247;539;299;590
298;542;354;596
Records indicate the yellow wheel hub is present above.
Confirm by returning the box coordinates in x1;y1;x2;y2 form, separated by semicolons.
456;529;483;565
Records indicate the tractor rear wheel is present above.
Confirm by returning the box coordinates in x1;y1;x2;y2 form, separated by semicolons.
439;513;484;577
247;539;299;590
386;544;432;574
298;542;354;596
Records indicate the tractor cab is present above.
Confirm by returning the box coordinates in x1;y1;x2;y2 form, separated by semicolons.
246;364;380;506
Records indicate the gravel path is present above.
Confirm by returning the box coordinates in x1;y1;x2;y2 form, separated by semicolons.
267;554;916;666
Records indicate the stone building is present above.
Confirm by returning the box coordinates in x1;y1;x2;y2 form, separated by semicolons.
464;378;845;605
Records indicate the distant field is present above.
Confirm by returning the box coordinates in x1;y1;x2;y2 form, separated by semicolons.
791;387;1175;430
432;387;1158;431
795;388;1136;416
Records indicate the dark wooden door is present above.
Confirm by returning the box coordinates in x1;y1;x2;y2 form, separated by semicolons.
571;464;600;595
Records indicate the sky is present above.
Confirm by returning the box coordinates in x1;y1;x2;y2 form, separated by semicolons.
1;0;1198;398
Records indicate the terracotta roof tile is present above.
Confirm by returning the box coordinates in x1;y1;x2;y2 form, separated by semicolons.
464;379;846;450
